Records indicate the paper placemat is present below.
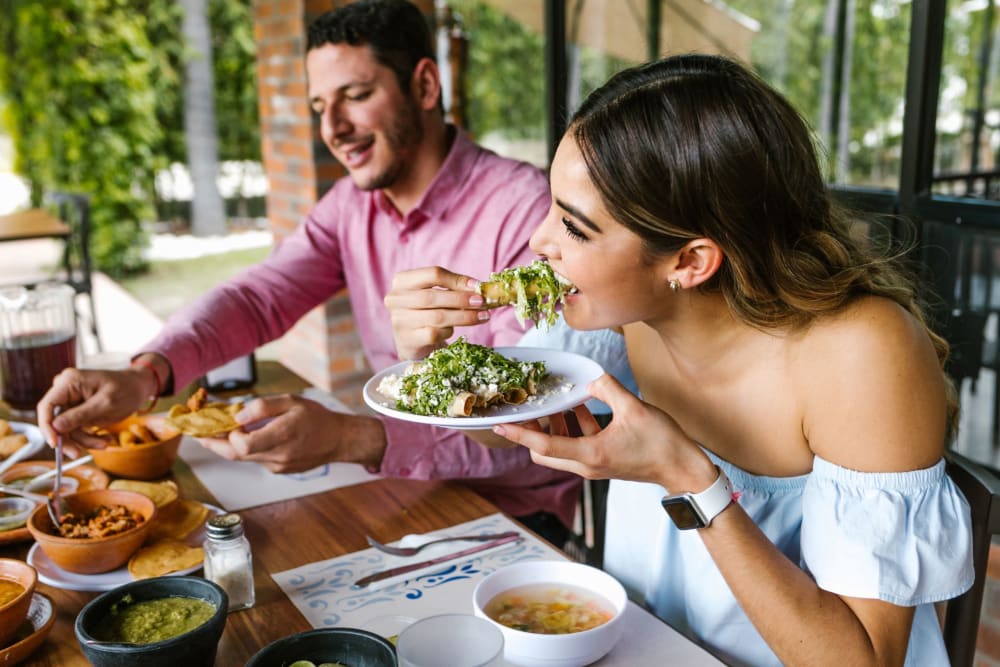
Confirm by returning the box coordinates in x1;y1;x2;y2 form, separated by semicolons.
178;388;378;511
272;513;725;666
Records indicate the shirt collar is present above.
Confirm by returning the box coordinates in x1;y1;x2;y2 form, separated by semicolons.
374;125;478;229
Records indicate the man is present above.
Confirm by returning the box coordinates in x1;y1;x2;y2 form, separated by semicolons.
38;0;605;544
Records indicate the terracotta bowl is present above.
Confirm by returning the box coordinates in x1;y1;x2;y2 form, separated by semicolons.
26;489;156;574
85;415;182;480
0;558;37;646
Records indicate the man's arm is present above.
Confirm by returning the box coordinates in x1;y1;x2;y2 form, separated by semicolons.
143;205;348;391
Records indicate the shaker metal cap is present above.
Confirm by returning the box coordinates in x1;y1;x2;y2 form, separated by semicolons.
206;512;244;539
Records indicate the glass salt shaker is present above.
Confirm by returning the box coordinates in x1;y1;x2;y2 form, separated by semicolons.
203;513;255;611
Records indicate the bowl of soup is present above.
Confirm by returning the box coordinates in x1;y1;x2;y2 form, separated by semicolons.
472;560;627;667
0;558;36;647
75;575;228;667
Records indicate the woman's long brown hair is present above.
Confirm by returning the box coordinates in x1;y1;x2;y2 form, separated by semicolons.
570;54;958;438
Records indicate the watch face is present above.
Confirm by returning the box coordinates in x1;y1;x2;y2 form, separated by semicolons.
661;496;706;530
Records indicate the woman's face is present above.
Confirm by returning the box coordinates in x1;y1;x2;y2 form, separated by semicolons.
530;137;675;331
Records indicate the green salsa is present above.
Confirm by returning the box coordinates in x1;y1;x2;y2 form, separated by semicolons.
94;594;216;645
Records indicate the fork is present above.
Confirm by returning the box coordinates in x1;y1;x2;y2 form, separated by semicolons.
365;530;521;557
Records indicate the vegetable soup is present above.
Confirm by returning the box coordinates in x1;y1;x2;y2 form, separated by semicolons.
483;583;615;635
0;579;24;606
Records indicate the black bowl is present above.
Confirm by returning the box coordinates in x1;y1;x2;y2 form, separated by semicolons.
74;576;228;667
247;627;397;667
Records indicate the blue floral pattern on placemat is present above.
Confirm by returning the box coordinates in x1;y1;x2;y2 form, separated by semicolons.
271;513;564;629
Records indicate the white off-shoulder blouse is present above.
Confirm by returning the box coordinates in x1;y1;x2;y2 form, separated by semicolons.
603;452;974;667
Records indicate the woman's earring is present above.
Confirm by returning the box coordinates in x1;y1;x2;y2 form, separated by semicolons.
669;279;681;293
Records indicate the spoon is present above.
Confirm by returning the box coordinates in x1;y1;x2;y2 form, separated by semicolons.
0;485;50;504
25;455;92;492
46;411;68;526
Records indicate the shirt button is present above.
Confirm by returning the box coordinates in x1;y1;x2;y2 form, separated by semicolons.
399;467;411;477
399;233;409;244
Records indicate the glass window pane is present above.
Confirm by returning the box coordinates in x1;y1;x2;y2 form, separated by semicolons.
445;1;548;166
726;0;911;189
934;0;1000;200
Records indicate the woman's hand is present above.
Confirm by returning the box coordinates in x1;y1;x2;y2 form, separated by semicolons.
383;266;490;360
37;367;151;457
494;374;712;489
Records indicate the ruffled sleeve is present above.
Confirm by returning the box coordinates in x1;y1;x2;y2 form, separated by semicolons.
801;456;974;606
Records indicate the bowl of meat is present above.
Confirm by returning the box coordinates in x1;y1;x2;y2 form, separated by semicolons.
26;489;156;574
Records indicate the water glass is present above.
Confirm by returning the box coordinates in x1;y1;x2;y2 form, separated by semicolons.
0;283;77;414
396;613;504;667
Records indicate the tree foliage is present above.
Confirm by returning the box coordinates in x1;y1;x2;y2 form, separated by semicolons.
0;0;259;276
0;0;162;276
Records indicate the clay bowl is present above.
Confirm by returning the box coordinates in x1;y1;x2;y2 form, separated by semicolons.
85;415;182;480
0;558;37;646
26;489;156;574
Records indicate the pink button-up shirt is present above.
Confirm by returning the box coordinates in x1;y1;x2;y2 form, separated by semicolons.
144;130;580;526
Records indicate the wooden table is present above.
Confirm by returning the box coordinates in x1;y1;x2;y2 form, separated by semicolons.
0;361;501;665
0;361;723;665
0;209;70;243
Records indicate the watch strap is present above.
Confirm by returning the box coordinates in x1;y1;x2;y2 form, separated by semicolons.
690;467;733;526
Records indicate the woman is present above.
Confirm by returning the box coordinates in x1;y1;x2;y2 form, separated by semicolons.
386;55;972;665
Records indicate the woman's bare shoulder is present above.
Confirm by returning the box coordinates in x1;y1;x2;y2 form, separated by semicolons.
794;296;947;471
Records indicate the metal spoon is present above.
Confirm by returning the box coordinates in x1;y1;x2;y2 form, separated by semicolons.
0;485;50;504
25;455;92;492
46;410;68;526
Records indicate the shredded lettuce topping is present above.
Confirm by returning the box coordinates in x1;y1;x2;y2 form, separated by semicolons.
478;260;571;329
385;337;547;417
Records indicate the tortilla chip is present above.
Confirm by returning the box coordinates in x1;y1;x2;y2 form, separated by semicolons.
128;539;205;579
0;420;11;438
149;498;210;541
108;479;180;508
0;433;28;458
167;401;242;437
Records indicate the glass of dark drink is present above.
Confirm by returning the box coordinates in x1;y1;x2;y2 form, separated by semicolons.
0;284;77;416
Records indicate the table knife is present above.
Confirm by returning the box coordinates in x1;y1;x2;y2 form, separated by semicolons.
352;532;523;588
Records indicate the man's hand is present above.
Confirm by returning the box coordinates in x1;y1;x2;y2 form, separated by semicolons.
384;266;490;360
37;366;153;457
195;393;387;473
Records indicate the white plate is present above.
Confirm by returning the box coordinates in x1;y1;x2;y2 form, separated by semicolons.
3;422;45;459
27;502;224;592
363;347;605;429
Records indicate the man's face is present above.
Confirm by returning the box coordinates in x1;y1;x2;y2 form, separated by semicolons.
306;43;423;191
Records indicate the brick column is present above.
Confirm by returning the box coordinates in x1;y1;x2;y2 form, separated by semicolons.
253;0;436;407
253;0;363;407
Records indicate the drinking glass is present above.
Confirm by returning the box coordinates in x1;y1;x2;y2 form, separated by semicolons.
396;613;504;667
0;283;77;414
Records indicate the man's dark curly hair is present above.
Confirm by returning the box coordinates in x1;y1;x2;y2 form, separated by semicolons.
307;0;435;94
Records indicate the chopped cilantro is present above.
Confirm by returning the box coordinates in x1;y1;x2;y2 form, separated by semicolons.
393;337;547;416
478;260;571;329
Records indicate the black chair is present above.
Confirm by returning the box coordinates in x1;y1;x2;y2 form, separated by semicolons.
44;192;101;353
943;449;1000;667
